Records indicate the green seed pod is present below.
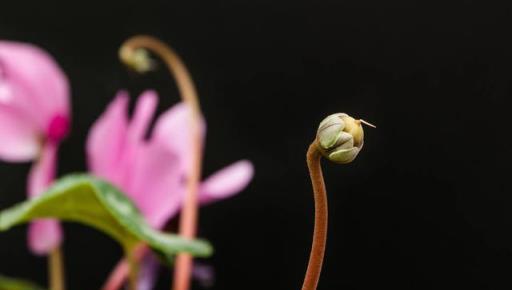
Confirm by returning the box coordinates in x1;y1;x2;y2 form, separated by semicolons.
316;113;365;164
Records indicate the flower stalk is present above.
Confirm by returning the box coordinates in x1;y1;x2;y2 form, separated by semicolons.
119;35;203;290
125;248;140;290
49;247;65;290
303;141;328;290
102;245;148;290
303;113;373;290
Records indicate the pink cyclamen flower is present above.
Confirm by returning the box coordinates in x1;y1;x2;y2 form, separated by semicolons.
0;41;70;255
87;90;253;230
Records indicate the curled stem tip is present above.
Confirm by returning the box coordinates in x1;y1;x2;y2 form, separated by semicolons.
119;35;201;114
119;35;203;290
119;47;156;73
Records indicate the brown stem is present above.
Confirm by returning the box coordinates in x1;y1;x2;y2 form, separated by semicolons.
302;140;328;290
101;245;148;290
125;248;140;290
49;247;65;290
119;36;203;290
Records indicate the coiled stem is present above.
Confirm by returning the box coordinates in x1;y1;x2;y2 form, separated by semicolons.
118;35;203;290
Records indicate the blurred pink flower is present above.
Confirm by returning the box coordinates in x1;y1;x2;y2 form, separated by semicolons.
87;90;253;229
0;41;70;255
91;90;253;290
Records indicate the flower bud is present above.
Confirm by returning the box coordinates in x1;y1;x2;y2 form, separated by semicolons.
316;113;364;164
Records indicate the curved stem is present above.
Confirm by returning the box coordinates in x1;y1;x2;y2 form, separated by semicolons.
49;247;65;290
303;141;328;290
119;36;203;290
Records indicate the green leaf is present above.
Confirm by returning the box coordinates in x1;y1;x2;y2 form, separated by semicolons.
0;174;212;261
0;275;45;290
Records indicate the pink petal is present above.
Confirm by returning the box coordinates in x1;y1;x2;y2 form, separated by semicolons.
87;91;182;228
199;160;254;204
115;91;159;189
26;142;63;254
152;102;206;173
28;219;63;256
128;90;158;142
0;105;40;161
86;92;129;186
127;141;183;228
27;142;57;197
0;41;70;131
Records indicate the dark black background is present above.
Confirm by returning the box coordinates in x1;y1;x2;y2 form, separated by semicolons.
1;1;512;289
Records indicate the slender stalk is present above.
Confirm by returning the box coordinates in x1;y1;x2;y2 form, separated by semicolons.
102;259;129;290
102;245;148;290
48;247;65;290
303;141;328;290
125;248;140;290
119;36;203;290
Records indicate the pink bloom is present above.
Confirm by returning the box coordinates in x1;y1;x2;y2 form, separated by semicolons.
0;41;70;255
87;90;253;229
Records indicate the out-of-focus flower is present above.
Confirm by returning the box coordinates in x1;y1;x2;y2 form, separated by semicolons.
136;254;215;290
137;252;160;290
0;41;70;255
87;90;253;229
192;262;215;288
